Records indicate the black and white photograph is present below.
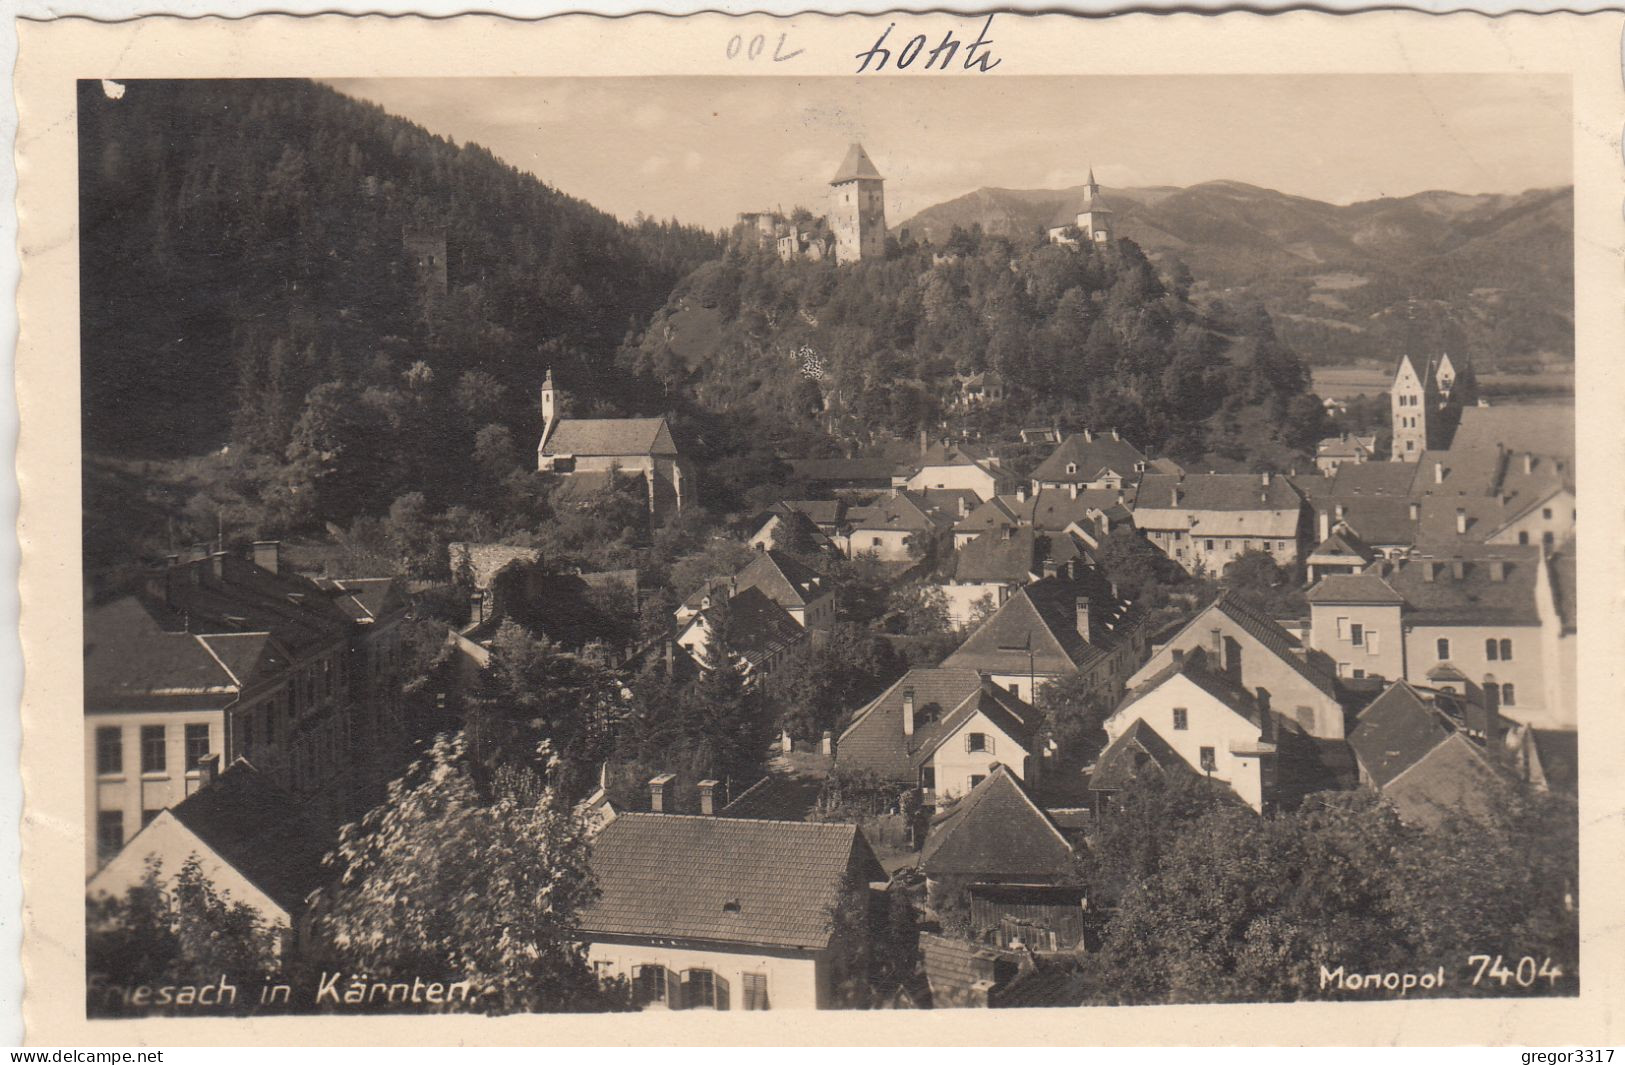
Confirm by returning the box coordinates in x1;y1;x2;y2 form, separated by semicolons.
65;57;1583;1022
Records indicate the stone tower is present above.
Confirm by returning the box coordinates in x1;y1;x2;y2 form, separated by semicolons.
1390;352;1439;462
1075;168;1115;245
829;143;886;264
540;367;558;448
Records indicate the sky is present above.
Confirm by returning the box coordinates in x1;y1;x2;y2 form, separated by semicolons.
327;75;1572;231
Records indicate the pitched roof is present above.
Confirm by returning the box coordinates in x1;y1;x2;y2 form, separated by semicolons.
1371;548;1543;626
956;495;1034;535
1029;487;1127;534
1319;497;1419;548
847;490;942;534
836;668;1036;782
920;766;1074;880
1133;474;1304;537
1451;404;1575;464
1328;461;1422;498
782;499;846;527
1149;592;1338;702
689;585;807;668
1030;432;1148;486
1383;732;1511;827
1090;717;1196;792
540;417;677;457
948;528;1041;584
167;759;330;913
578;813;883;950
787;456;905;484
1306;572;1405;605
84;597;253;713
1112;646;1266;731
941;573;1137;677
1307;529;1376;565
830;142;883;185
733;549;827;610
1347;681;1453;788
315;577;407;624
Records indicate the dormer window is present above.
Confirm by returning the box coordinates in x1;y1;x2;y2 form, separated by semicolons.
1066;463;1078;475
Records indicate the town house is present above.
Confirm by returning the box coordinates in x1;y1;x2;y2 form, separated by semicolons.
1028;429;1151;494
535;370;694;517
1132;472;1310;576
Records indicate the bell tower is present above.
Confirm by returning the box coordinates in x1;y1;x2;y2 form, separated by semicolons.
830;143;887;264
1075;168;1114;245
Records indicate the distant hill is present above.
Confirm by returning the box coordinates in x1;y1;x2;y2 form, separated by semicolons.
898;180;1573;369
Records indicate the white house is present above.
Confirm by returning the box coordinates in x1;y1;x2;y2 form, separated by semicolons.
578;811;886;1010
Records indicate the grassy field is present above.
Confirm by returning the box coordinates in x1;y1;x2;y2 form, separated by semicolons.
1311;365;1575;401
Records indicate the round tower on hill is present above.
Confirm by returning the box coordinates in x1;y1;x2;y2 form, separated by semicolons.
829;143;887;265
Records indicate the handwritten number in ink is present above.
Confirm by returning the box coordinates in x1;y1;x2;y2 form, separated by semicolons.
727;33;803;63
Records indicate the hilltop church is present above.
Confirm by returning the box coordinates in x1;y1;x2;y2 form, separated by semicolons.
1047;169;1115;247
535;370;694;517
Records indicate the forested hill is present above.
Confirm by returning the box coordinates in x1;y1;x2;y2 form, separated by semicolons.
898;181;1574;370
78;78;724;458
619;231;1324;470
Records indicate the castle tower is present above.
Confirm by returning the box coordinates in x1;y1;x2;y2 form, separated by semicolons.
1075;168;1114;245
829;143;886;264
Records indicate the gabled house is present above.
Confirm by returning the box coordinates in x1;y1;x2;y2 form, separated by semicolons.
1304;525;1377;583
1315;433;1376;475
841;489;945;562
87;759;328;937
675;586;807;681
940;573;1146;705
680;549;834;631
1347;681;1513;826
1306;572;1408;682
953;371;1008;409
1129;592;1344;740
903;441;1012;503
1029;429;1150;493
746;507;837;558
579;813;886;1010
919;765;1076;890
1088;717;1196;813
1101;647;1278;812
1132;472;1309;576
934;528;1091;628
835;668;1039;803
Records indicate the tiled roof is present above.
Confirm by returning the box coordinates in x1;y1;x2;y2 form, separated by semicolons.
1451;404;1575;464
1306;573;1405;605
1133;474;1305;537
720;774;825;821
830;142;883;184
1329;461;1421;499
540;417;677;457
578;813;883;950
1029;488;1126;534
1347;681;1453;788
941;573;1136;677
84;597;252;712
1144;593;1338;702
1090;717;1195;792
314;576;407;624
1372;548;1542;626
734;549;826;610
921;488;988;522
836;669;1036;782
168;759;330;913
1112;646;1265;731
698;586;807;667
948;528;1040;584
549;469;621;503
1383;732;1510;827
787;457;904;484
1030;432;1148;486
1307;530;1376;564
920;766;1074;880
783;499;846;527
847;490;942;534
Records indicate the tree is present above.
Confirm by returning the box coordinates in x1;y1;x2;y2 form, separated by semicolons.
87;856;282;1017
1223;549;1307;617
317;734;624;1013
1035;670;1112;764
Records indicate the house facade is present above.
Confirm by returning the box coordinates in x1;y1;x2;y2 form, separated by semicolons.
536;370;693;517
1028;429;1148;494
1132;473;1309;576
578;812;886;1010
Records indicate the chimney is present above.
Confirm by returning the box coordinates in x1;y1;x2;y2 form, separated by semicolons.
902;689;916;736
1075;597;1092;642
780;729;793;755
698;779;719;816
1171;486;1181;507
1115;490;1125;506
1481;693;1503;765
1489;559;1507;582
649;772;676;813
1409;501;1420;522
958;495;969;518
1455;508;1467;536
1334;503;1346;523
919;428;929;455
196;753;220;786
664;639;675;677
1172;647;1185;666
1318;510;1330;543
1434;461;1445;485
1083;429;1093;443
1261;471;1271;487
1451;560;1466;581
209;550;228;582
1523;453;1534;475
1422;560;1436;583
821;730;834;756
1111;428;1120;441
1069;483;1079;500
251;540;281;574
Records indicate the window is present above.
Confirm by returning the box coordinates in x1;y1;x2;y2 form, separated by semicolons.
871;537;882;548
965;732;990;754
742;973;770;1011
1172;708;1189;731
1543;507;1553;520
1350;622;1364;647
1501;683;1516;706
1407;440;1415;452
1499;639;1513;661
632;965;670;1007
1436;638;1451;660
1483;678;1500;711
969;774;987;789
185;723;210;773
95;727;122;776
1485;638;1499;661
1263;540;1273;553
682;969;729;1010
1007;682;1020;696
1519;532;1530;545
1205;539;1215;551
1066;462;1077;475
919;766;935;791
1224;540;1233;551
1199;747;1217;773
140;725;166;774
1353;668;1366;679
96;810;124;860
1296;706;1316;731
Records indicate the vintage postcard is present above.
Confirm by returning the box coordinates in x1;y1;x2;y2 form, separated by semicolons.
13;9;1624;1047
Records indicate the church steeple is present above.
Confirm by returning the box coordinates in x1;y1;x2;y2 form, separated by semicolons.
1075;165;1114;245
540;367;559;444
